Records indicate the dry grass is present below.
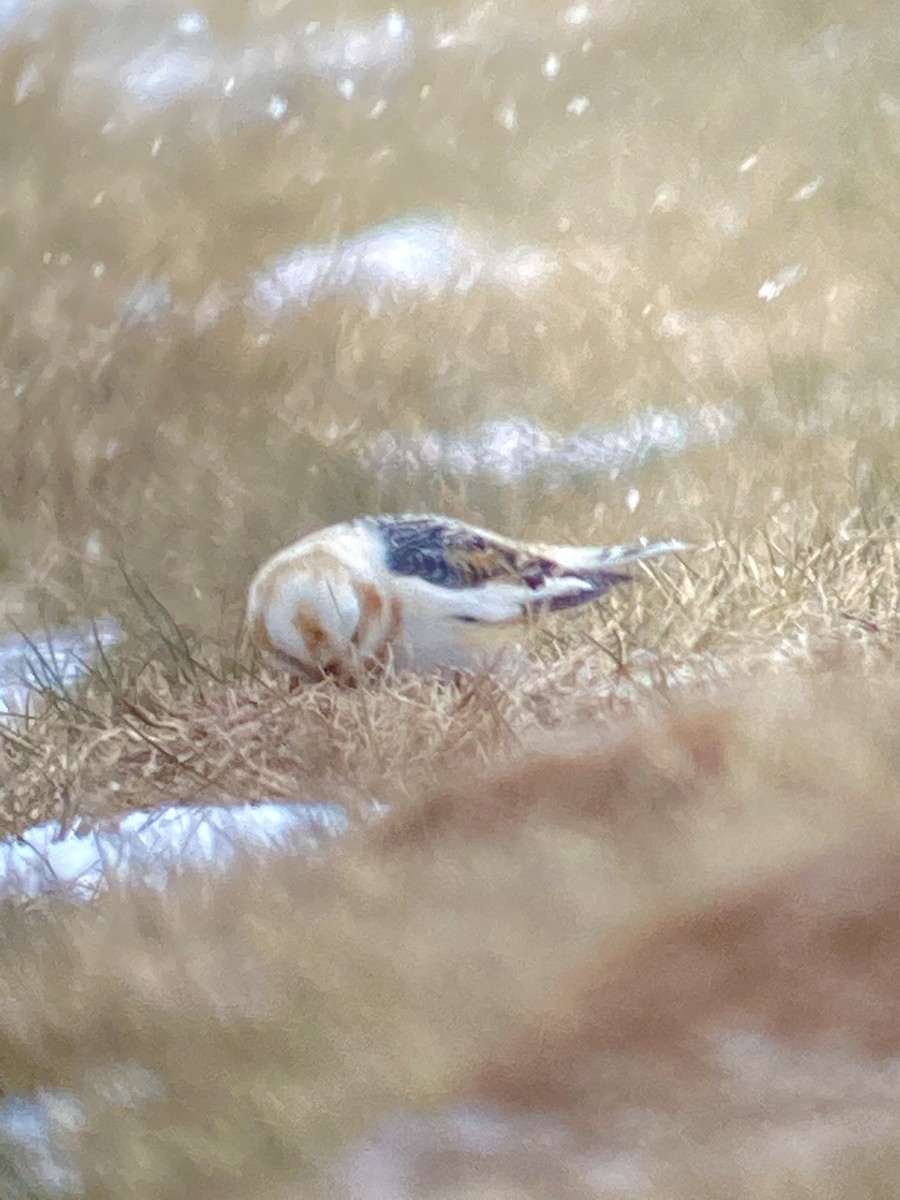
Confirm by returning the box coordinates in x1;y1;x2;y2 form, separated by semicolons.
1;0;900;1193
2;673;900;1198
3;496;899;831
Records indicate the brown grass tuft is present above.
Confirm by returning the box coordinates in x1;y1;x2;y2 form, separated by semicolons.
1;671;900;1195
373;704;735;847
477;840;900;1110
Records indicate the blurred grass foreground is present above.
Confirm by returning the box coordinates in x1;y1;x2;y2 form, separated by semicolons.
1;0;900;1193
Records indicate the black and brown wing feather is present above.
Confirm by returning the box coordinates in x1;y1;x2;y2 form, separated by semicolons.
367;514;631;615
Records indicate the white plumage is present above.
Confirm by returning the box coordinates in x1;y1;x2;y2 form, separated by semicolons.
247;514;689;681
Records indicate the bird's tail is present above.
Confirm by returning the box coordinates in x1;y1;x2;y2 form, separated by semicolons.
524;537;691;615
544;537;692;573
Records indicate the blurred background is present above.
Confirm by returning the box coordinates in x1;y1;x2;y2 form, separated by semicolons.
2;3;900;1197
1;0;898;641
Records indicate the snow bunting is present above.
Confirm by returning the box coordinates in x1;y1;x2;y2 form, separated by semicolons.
247;514;690;681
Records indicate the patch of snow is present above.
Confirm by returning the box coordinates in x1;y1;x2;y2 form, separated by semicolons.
248;214;558;316
0;619;120;726
0;800;348;900
364;406;738;487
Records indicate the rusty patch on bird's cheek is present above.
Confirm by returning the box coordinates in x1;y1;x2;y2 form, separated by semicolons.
293;607;330;656
371;594;404;667
352;581;385;647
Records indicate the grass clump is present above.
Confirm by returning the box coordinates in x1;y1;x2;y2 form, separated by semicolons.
2;672;900;1197
1;0;900;1193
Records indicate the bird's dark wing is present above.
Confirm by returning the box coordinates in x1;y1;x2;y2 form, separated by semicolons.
368;515;553;590
367;515;635;616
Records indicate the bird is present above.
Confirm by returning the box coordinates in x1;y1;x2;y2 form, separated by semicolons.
246;513;690;682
